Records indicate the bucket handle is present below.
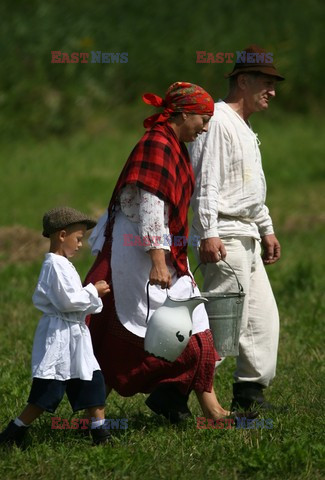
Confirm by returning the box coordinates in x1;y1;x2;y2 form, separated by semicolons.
192;260;244;295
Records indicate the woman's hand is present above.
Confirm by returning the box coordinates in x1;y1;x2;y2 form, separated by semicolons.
149;249;172;289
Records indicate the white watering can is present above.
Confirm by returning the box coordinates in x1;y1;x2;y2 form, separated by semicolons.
144;284;208;362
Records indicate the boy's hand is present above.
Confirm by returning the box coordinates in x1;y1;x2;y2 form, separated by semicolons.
95;280;111;297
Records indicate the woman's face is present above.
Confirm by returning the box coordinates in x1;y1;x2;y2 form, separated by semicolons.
180;114;211;142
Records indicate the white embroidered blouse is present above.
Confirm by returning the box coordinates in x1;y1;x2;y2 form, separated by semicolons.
119;184;171;251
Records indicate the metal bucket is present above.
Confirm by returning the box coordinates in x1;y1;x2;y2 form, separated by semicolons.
193;261;245;357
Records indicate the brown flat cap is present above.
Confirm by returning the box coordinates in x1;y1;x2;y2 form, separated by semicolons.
42;206;97;238
225;44;285;81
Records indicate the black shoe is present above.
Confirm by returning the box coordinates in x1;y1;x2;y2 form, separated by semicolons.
91;427;111;445
0;420;29;447
231;382;277;411
145;384;191;424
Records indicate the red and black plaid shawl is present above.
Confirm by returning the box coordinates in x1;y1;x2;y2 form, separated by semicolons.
107;121;194;276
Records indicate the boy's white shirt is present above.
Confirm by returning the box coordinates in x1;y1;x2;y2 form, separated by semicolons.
31;253;102;381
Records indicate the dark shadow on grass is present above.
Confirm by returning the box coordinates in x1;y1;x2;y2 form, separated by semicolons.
125;411;195;432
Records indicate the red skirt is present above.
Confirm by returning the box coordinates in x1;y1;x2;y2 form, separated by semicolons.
91;311;218;396
85;236;219;397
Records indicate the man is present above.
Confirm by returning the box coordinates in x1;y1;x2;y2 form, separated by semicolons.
189;45;285;410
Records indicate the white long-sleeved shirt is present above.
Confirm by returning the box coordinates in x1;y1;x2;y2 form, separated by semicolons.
31;253;102;380
119;185;171;251
88;188;209;337
189;100;274;240
88;186;171;255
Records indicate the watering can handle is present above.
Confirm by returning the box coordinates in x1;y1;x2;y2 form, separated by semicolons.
145;281;170;324
146;281;150;324
192;260;244;295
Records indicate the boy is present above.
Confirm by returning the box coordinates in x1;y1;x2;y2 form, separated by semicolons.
0;206;111;446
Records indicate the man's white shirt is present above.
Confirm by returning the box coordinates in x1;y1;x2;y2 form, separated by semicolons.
188;100;274;240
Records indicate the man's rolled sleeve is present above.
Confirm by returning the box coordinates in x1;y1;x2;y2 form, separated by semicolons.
254;205;275;237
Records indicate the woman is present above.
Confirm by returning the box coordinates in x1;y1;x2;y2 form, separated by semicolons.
85;82;229;422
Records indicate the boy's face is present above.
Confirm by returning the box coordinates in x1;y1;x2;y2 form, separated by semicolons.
58;224;87;258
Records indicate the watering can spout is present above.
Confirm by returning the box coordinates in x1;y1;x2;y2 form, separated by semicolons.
165;295;208;315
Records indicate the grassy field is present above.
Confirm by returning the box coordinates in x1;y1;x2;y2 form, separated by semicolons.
0;113;324;479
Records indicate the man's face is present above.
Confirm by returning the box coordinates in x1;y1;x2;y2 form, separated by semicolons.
244;73;277;113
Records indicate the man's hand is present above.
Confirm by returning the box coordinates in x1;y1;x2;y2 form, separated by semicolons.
149;249;172;289
199;237;227;264
261;234;281;265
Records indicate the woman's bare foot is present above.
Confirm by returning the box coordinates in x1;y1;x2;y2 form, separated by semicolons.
195;390;230;420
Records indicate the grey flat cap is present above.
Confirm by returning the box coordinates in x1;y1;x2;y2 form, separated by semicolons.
42;206;97;238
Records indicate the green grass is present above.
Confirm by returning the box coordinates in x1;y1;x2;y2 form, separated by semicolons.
0;113;324;479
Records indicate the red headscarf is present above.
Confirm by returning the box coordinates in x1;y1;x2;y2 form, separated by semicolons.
143;81;214;129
